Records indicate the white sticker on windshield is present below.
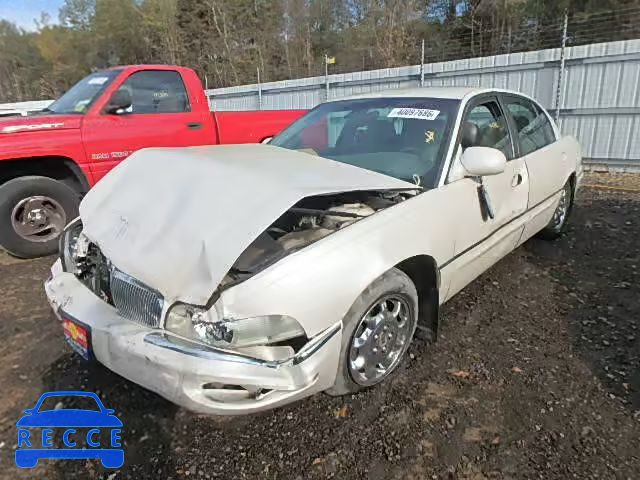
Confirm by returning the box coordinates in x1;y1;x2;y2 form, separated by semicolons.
388;107;440;120
87;77;109;85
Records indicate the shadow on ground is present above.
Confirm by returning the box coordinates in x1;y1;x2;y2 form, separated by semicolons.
526;189;640;411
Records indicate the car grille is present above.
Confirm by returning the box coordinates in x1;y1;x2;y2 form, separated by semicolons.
109;268;163;328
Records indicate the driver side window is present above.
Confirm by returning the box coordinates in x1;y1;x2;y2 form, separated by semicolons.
116;70;190;114
465;101;514;160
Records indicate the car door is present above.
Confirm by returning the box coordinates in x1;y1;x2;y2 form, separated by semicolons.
82;69;210;183
441;95;529;301
501;95;567;241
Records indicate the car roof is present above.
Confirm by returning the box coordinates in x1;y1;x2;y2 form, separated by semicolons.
332;86;519;102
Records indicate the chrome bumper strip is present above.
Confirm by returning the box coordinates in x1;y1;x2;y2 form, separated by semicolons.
143;322;341;368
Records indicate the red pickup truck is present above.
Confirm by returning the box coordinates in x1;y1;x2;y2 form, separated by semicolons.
0;65;306;258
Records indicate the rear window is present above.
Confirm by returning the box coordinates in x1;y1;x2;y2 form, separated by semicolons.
38;395;101;412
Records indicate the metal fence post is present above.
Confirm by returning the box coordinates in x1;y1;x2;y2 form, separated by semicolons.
555;10;569;124
257;67;262;110
325;54;330;101
420;39;425;87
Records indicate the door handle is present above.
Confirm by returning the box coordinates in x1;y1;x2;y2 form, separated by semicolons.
512;173;524;187
187;122;203;130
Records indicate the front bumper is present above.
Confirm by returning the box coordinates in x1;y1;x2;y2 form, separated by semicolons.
44;261;341;415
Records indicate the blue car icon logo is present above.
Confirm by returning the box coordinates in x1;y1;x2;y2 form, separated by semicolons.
15;391;123;469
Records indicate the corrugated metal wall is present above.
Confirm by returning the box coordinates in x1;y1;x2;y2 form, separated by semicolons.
208;39;640;170
2;40;638;169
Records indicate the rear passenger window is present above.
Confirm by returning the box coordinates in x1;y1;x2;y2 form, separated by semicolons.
505;98;556;155
117;70;190;114
465;101;514;160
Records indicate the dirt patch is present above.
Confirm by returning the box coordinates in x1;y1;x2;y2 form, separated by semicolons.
0;181;639;479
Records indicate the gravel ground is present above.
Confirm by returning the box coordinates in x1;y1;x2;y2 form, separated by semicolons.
0;179;639;480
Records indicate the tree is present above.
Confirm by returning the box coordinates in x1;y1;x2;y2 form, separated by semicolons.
1;0;638;102
0;21;48;101
59;0;96;30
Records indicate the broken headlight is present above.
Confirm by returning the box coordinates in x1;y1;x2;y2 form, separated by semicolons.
165;302;305;349
59;217;86;275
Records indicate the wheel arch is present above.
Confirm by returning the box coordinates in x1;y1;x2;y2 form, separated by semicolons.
394;254;440;341
0;156;90;194
568;171;577;194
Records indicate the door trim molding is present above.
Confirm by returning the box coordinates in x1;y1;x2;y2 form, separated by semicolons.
439;185;563;271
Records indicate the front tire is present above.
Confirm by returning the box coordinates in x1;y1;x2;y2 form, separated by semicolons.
327;268;419;396
0;176;80;258
538;180;573;240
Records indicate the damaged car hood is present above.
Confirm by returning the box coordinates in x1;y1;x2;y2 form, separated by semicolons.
80;144;416;304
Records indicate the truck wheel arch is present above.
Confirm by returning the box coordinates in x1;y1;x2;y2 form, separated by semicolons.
0;156;90;195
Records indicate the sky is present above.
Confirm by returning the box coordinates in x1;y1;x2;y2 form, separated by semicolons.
0;0;64;30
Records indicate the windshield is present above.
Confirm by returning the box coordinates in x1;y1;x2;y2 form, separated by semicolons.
271;97;460;187
46;70;121;115
37;395;101;412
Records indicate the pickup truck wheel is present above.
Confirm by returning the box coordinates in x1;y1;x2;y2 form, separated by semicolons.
0;176;79;258
326;268;419;396
538;181;573;240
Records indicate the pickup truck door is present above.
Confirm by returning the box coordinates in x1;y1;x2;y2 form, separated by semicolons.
82;69;211;183
441;96;529;301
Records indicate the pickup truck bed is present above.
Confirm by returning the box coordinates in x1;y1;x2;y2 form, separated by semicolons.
214;111;306;144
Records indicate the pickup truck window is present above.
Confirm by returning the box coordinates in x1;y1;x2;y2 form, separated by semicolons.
271;97;459;187
47;70;121;115
115;70;191;114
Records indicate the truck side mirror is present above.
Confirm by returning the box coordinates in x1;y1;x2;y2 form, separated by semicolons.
106;89;132;115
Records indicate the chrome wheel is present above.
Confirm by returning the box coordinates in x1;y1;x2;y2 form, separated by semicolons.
11;195;67;243
348;294;413;386
551;185;570;230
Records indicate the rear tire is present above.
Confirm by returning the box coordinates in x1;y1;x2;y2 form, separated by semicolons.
538;180;573;240
0;176;80;258
326;268;419;396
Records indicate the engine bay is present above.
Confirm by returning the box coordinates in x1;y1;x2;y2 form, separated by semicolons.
66;189;417;302
223;189;415;286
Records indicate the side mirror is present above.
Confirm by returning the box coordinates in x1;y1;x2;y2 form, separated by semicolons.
106;89;132;114
461;146;506;177
460;121;479;148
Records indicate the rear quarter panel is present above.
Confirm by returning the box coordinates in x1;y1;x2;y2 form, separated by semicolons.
214;110;307;144
518;135;581;242
526;135;581;208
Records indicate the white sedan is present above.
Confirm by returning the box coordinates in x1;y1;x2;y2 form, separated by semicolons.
45;87;583;415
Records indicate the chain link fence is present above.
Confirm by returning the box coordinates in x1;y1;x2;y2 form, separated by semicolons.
416;5;640;67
